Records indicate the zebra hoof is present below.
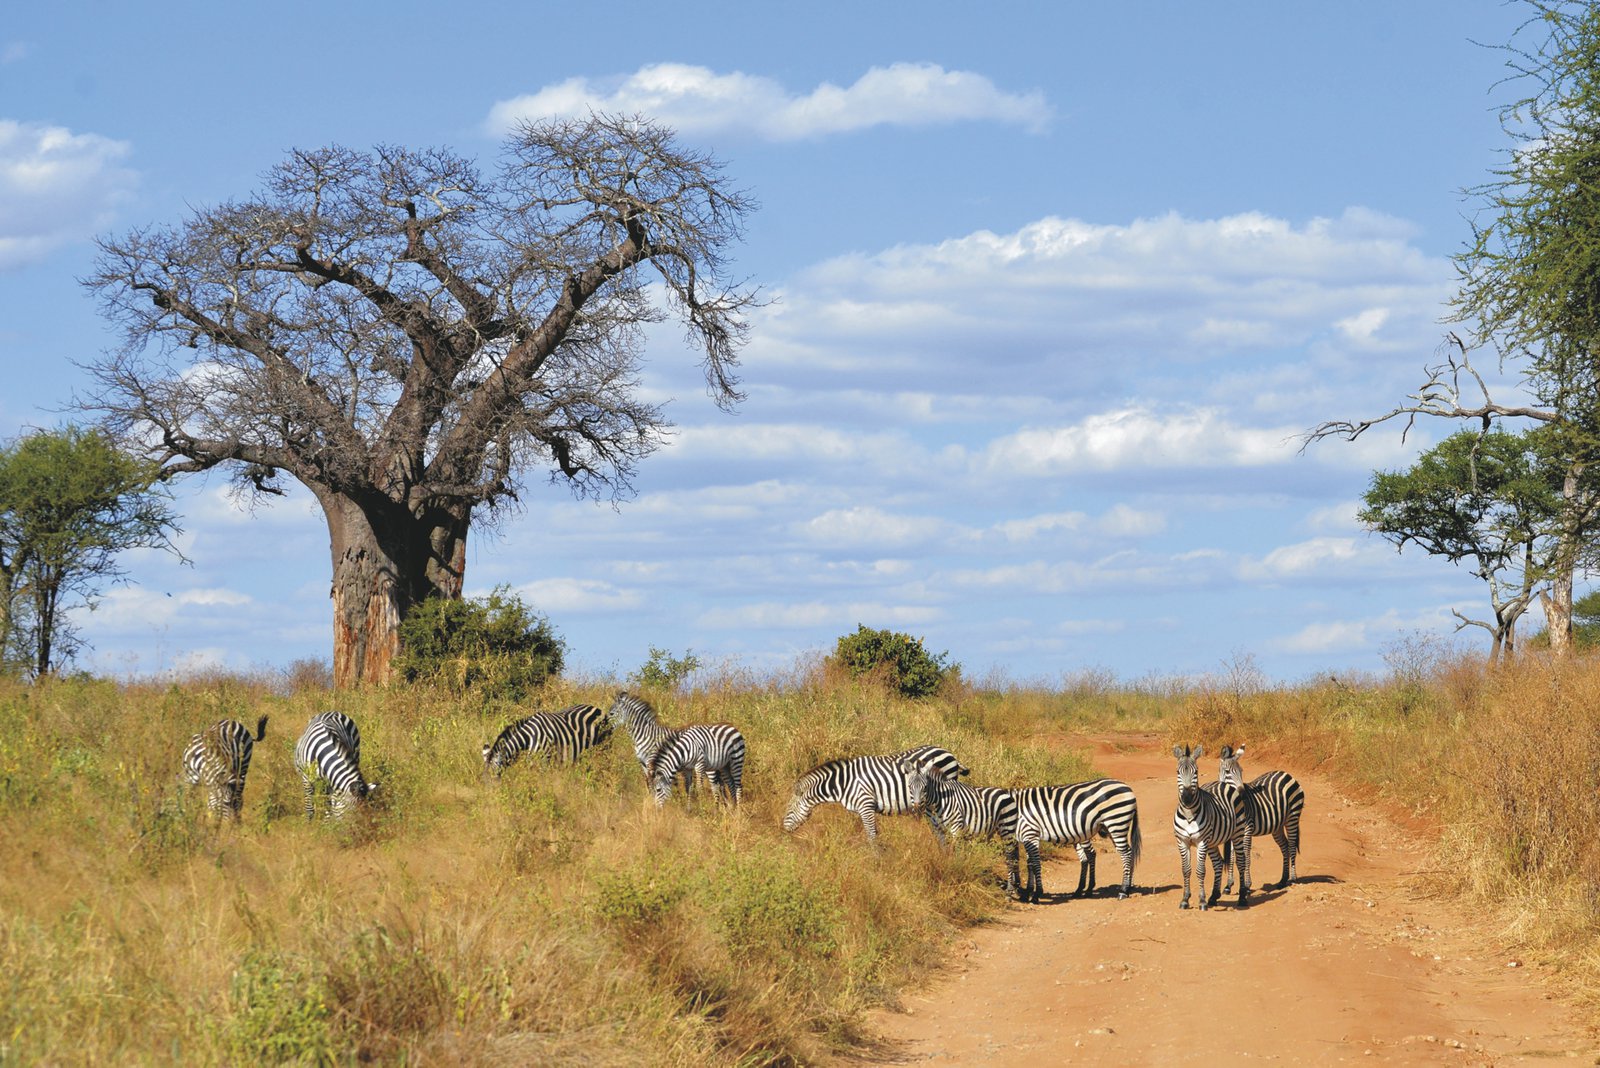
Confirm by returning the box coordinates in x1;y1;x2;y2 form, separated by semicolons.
1117;890;1128;900
1179;899;1189;910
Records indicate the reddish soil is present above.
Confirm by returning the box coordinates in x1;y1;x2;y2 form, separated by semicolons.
846;733;1593;1066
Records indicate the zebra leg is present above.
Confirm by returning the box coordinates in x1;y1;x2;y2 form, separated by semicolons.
1202;842;1220;910
1073;844;1093;896
1114;834;1134;899
1025;840;1044;903
1004;840;1021;898
302;777;317;820
1178;842;1192;909
1236;828;1253;907
856;801;881;845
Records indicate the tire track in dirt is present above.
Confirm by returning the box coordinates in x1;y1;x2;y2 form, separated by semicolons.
844;733;1592;1065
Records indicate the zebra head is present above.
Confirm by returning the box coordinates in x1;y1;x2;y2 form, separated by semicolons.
897;756;930;811
1173;744;1203;809
609;691;652;728
1218;744;1245;789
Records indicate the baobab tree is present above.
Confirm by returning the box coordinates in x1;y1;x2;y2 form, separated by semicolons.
84;115;757;686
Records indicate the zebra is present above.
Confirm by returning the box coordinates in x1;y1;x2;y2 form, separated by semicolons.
181;715;268;820
608;691;677;776
1172;744;1251;910
482;703;611;777
1009;778;1142;902
645;722;747;807
1218;744;1305;892
295;711;377;819
782;745;964;842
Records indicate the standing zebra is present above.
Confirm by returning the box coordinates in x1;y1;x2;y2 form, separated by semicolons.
1218;744;1305;892
182;715;268;820
295;711;377;819
922;776;1035;884
782;745;963;842
608;691;677;777
1010;778;1142;902
645;722;746;807
482;704;611;777
1172;744;1250;910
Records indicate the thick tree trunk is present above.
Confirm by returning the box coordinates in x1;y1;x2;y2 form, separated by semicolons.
319;493;470;688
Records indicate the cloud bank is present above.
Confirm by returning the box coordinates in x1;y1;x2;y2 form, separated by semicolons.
0;119;136;269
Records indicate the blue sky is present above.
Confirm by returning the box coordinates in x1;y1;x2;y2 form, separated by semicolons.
0;2;1551;683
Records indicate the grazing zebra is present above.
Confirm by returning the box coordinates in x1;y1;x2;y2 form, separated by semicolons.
782;746;964;842
608;691;677;776
922;776;1040;887
1218;744;1305;892
1172;744;1250;910
482;704;611;777
295;711;376;819
645;722;747;807
1010;778;1142;902
181;715;268;820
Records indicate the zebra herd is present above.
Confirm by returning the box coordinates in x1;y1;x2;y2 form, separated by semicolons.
180;694;1306;911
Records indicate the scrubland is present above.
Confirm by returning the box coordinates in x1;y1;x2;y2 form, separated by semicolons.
2;649;1597;1064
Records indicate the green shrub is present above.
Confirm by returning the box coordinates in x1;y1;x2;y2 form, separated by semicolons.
221;950;334;1065
828;625;957;699
629;646;702;690
394;587;564;699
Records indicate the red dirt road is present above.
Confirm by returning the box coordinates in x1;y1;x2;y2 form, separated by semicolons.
848;734;1593;1066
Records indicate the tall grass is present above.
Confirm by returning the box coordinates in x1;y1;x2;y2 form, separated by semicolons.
0;666;1129;1066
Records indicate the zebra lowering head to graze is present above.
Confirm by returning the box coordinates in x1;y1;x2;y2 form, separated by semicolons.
482;704;611;777
1009;778;1142;903
922;776;1028;882
1218;743;1305;892
182;715;268;820
645;722;746;807
295;711;376;819
782;745;963;843
607;691;675;775
1172;744;1250;910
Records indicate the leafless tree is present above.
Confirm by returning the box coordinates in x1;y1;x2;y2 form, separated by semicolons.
82;115;758;686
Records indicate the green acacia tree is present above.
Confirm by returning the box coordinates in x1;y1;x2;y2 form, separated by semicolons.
1360;427;1568;663
1308;1;1600;655
0;427;182;676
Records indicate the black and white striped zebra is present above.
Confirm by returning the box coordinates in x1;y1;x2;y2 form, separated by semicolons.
1009;778;1142;902
181;715;268;819
645;722;746;807
295;711;376;819
782;745;964;842
1172;744;1250;910
608;691;676;776
1218;744;1305;892
482;704;611;777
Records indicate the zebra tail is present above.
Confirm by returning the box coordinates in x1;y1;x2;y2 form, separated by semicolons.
1129;807;1142;866
254;715;269;741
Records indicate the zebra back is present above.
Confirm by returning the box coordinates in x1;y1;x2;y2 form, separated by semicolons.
1012;779;1141;860
182;715;267;819
897;744;970;780
483;704;609;774
609;691;675;773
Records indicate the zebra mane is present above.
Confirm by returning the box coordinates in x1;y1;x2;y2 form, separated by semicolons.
611;691;657;724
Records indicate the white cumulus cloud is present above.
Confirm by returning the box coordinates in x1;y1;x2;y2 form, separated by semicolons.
486;62;1050;140
0;119;136;269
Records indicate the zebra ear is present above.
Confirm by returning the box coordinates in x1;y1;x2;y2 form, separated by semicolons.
1172;745;1184;758
1192;744;1203;758
1236;745;1246;758
1220;744;1233;759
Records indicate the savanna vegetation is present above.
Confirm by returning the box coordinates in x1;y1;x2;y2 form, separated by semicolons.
5;640;1600;1064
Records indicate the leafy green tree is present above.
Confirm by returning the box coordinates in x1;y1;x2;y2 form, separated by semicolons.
393;586;564;699
0;427;181;676
829;625;958;699
1309;1;1600;654
1360;428;1566;663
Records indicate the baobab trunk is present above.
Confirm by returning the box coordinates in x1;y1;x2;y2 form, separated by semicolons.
319;493;470;688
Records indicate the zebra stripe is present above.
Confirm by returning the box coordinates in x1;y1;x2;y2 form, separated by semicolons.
1172;744;1251;910
782;746;964;842
923;778;1030;884
646;722;747;807
1010;778;1142;902
482;704;610;776
182;715;268;820
295;711;376;819
1219;744;1305;892
607;691;675;775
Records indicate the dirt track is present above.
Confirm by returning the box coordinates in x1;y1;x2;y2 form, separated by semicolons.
847;734;1593;1066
